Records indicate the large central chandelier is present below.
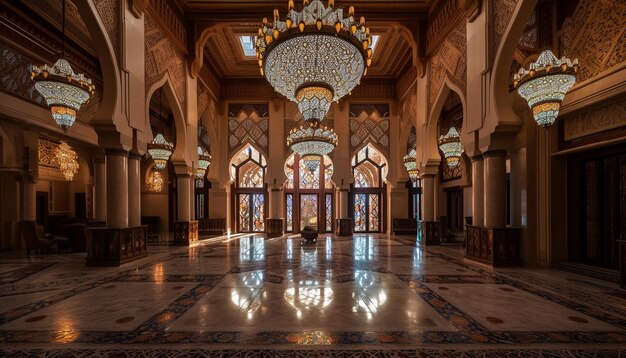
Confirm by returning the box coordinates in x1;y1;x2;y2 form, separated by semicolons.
196;146;212;179
438;127;464;168
30;0;94;130
55;141;79;181
513;49;578;128
148;133;173;170
258;0;371;168
403;149;419;183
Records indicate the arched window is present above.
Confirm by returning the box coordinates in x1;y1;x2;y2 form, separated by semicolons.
351;144;387;232
231;145;267;232
284;154;335;233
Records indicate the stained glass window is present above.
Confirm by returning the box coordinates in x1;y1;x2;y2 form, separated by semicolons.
354;193;367;232
368;194;380;231
286;194;293;232
252;194;265;232
300;194;318;229
352;144;387;188
231;145;266;188
299;162;320;189
325;194;333;232
239;194;250;232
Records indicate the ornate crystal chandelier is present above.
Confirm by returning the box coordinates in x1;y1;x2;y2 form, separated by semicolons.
30;0;94;130
403;149;419;183
148;133;173;170
258;0;371;162
196;146;212;179
287;121;338;172
438;127;464;168
514;49;578;128
54;141;79;181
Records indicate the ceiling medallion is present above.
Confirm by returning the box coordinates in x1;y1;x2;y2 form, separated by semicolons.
30;0;94;130
403;149;419;183
54;141;79;181
148;133;173;170
438;127;464;168
514;49;578;128
258;0;372;163
196;146;212;179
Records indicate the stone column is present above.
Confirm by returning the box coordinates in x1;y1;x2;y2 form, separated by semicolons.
105;149;129;228
483;150;507;228
177;173;191;222
421;174;436;222
94;159;106;222
266;187;284;237
340;189;349;218
337;188;352;236
471;155;484;226
22;180;36;221
127;152;142;227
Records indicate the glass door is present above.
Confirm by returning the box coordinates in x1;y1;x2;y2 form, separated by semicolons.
238;193;265;233
300;194;318;230
354;193;380;232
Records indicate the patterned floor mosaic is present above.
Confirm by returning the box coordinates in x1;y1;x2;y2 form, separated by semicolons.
0;234;624;357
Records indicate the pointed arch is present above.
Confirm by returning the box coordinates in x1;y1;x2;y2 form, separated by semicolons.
73;1;122;128
424;75;467;166
145;73;188;164
228;142;267;184
189;24;222;78
489;0;539;133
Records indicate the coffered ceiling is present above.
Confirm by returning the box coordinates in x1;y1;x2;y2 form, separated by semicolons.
185;0;433;79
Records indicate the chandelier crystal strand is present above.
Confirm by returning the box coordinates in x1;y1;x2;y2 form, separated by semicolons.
30;0;94;130
196;146;212;179
55;141;79;181
438;127;464;168
148;133;174;170
514;49;578;128
403;149;419;183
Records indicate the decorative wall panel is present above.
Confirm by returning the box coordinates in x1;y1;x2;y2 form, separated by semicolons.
407;126;417;154
38;138;60;169
562;96;626;142
428;20;466;109
349;104;390;158
401;84;417;128
560;0;626;82
228;104;269;156
145;13;186;110
93;0;120;57
490;0;518;64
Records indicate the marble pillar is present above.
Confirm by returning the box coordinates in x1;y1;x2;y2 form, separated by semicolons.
421;174;436;222
340;189;348;218
127;152;142;227
483;150;507;228
105;149;128;228
471;155;484;226
94;159;106;222
266;188;284;237
177;173;191;222
337;189;352;236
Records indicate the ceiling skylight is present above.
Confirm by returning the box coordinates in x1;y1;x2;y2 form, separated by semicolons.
239;35;257;57
370;35;380;55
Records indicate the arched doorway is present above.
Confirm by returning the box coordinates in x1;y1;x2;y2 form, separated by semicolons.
230;144;267;233
351;143;387;233
284;154;335;233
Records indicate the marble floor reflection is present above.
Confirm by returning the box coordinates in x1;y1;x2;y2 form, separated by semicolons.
0;234;624;357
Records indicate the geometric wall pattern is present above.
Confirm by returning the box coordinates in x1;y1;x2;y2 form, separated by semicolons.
349;104;390;158
428;19;467;109
38;138;60;169
228;104;269;156
407;126;416;154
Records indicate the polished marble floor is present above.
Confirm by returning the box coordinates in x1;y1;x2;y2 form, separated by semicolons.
0;234;624;357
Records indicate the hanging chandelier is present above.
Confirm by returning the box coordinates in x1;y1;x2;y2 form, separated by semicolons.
513;49;578;128
30;0;94;130
258;0;371;162
196;146;212;179
54;141;79;181
150;170;164;192
287;121;338;172
403;149;419;183
148;133;173;170
438;127;463;168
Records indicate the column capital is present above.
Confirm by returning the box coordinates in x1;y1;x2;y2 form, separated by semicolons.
470;154;484;161
104;148;129;157
128;151;143;160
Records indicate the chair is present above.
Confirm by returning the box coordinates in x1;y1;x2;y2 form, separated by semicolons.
19;221;57;256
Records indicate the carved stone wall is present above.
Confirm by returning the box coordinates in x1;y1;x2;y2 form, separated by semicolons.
428;20;466;109
407;126;417;153
349;104;390;158
490;0;518;64
26;0;95;52
401;84;417;128
228;104;269;156
560;0;626;82
562;96;626;142
93;0;120;57
38;138;60;169
145;13;186;110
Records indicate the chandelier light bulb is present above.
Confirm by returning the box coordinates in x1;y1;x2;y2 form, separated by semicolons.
514;49;578;128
